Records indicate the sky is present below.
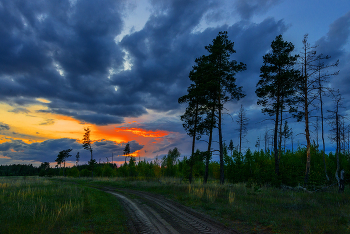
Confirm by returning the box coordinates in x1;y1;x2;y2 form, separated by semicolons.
0;0;349;167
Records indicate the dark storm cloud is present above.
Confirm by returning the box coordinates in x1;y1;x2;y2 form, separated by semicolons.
0;0;287;126
74;113;124;125
115;11;287;114
0;138;80;162
115;0;217;112
94;139;143;156
315;11;350;108
92;140;144;163
0;138;143;165
234;0;282;20
227;18;288;106
118;116;185;134
316;11;350;61
0;0;129;125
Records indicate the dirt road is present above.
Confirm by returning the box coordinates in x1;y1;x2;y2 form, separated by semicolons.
101;187;239;234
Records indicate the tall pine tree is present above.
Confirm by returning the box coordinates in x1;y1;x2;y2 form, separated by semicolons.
256;35;299;178
204;31;246;184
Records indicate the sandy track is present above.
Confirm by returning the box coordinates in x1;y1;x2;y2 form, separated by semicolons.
101;187;239;234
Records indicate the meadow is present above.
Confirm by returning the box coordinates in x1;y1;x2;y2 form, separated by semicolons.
1;176;350;233
0;176;128;234
65;176;350;234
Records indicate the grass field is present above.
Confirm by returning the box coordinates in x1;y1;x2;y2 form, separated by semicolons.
2;176;350;233
0;176;128;234
67;177;350;234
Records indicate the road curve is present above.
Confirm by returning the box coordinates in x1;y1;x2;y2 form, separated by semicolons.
101;187;239;234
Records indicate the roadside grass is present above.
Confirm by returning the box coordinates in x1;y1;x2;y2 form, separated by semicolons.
64;176;350;234
0;176;128;234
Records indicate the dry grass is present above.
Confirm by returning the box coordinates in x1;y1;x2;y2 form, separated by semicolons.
0;176;128;234
73;177;350;234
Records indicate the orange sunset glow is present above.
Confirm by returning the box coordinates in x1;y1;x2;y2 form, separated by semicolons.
0;101;182;166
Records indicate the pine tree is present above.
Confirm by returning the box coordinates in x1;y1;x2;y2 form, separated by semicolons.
123;143;130;163
204;31;246;184
179;31;246;184
75;152;80;166
82;127;94;177
179;55;211;184
256;35;299;177
55;149;72;177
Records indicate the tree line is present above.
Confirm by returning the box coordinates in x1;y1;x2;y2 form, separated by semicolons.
13;144;346;190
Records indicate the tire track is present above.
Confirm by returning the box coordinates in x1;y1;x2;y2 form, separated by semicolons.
102;187;239;234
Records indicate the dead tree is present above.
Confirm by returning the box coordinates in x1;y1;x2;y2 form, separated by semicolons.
236;104;249;154
328;91;345;191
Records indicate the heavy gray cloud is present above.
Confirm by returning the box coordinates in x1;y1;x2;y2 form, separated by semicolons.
316;11;350;103
0;0;286;126
234;0;281;20
316;11;350;61
0;138;143;165
0;0;127;124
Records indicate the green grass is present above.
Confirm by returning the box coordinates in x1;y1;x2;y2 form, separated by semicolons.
0;176;128;234
65;176;350;234
3;176;349;233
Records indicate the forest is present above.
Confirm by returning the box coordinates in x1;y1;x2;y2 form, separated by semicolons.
1;32;348;192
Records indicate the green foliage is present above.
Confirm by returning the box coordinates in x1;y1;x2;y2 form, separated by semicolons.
162;147;180;177
0;164;38;176
102;164;116;177
128;157;137;177
67;166;80;177
88;159;97;170
256;35;300;116
220;144;350;188
80;168;91;177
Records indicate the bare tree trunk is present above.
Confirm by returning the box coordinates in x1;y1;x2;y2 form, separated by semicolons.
204;105;215;184
239;119;242;154
348;126;350;155
91;150;94;178
279;102;283;160
302;41;312;186
274;95;280;176
189;101;199;184
264;129;268;152
336;103;340;184
320;94;329;181
304;75;311;186
274;111;279;176
291;132;294;153
315;117;319;146
219;97;224;184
